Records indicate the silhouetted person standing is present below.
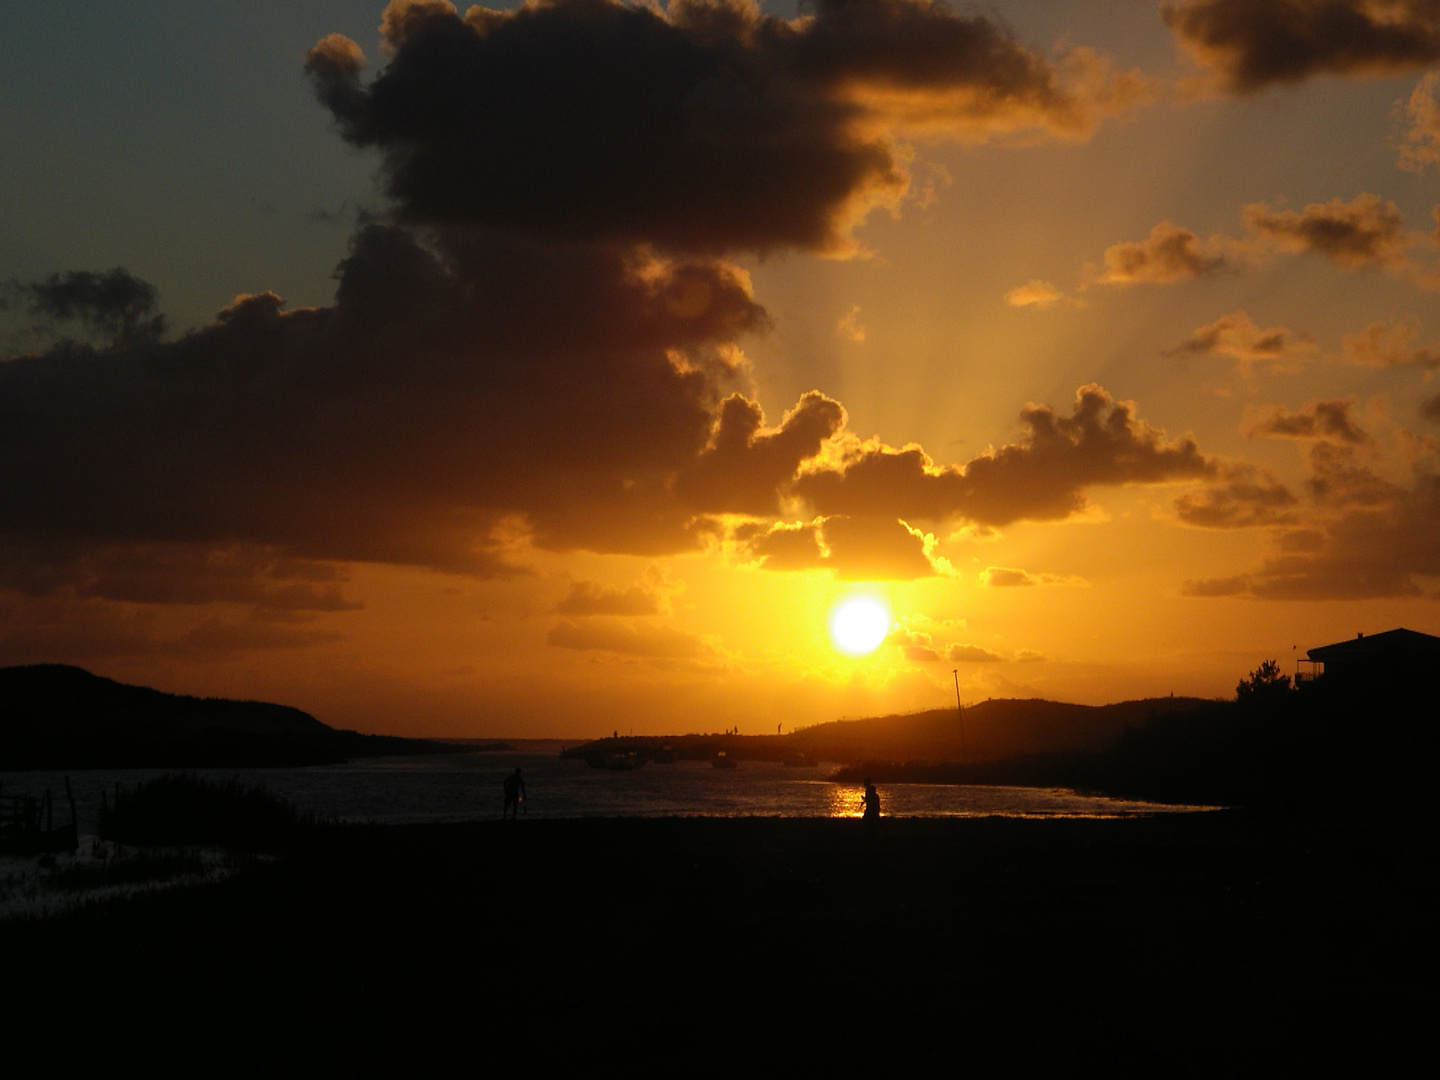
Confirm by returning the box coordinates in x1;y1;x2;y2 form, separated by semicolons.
861;778;880;824
503;767;525;820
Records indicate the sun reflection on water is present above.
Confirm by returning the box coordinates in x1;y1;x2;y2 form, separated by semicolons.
827;784;867;818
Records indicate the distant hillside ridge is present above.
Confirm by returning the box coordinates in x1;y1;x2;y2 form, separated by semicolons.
0;664;446;768
561;695;1215;768
787;696;1214;764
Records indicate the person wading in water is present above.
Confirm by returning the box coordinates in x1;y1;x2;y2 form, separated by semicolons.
503;767;526;820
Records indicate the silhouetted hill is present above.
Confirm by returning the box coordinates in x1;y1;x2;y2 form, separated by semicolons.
0;664;447;768
562;695;1213;769
786;696;1212;763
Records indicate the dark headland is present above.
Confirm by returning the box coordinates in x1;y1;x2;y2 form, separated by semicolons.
0;663;463;768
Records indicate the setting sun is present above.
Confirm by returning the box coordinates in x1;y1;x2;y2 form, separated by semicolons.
828;596;891;656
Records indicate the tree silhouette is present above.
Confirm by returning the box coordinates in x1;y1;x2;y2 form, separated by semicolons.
1236;659;1291;701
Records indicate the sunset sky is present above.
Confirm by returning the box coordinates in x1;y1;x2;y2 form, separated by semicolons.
3;0;1439;737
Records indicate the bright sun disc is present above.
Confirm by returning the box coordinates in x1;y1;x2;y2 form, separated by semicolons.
828;596;890;656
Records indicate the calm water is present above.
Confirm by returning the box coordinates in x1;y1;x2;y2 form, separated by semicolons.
4;751;1210;832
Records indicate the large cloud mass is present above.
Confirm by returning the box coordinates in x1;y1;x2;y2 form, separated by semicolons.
0;0;1202;635
306;0;1119;256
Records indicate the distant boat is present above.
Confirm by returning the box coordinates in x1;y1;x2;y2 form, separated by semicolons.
712;751;737;769
604;752;645;771
782;753;814;768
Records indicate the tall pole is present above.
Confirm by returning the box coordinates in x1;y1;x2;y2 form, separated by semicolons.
952;669;966;765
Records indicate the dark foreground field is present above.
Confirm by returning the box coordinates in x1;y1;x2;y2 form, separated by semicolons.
6;812;1427;1071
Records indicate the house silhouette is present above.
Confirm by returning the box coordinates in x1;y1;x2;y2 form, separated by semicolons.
1298;627;1440;690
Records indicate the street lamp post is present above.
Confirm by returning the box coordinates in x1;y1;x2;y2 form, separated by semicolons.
952;669;966;765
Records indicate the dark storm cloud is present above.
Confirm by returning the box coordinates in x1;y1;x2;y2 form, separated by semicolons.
306;0;1112;255
795;385;1214;526
1164;0;1440;93
10;267;165;344
1247;399;1370;443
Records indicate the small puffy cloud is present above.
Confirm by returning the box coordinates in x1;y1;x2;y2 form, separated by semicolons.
1242;194;1411;270
886;626;941;662
1399;71;1440;171
1004;279;1080;309
836;305;866;342
980;566;1037;587
947;643;1006;663
1096;222;1229;284
1247;399;1371;444
1166;310;1316;373
1343;321;1440;368
1164;0;1440;94
978;566;1087;587
1086;196;1438;291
